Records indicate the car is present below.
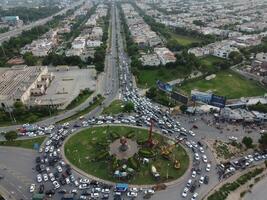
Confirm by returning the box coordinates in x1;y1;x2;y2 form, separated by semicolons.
74;180;79;187
202;155;208;163
65;177;70;184
129;187;138;192
206;163;211;172
189;130;195;136
127;192;138;197
192;170;197;178
49;173;55;181
71;189;78;194
182;187;189;197
39;184;44;194
204;175;209;184
80;178;90;184
228;136;238;141
199;147;204;153
144;189;155;195
191;192;199;200
58;189;67;194
53;181;60;189
43;173;48;182
186;179;192;187
29;184;36;193
199;176;204;184
102;188;110;193
57;165;62;173
194;153;200;160
91;192;99;198
79;195;87;199
37;174;42;183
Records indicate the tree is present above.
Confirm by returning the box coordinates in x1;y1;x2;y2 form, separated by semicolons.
259;134;267;148
23;52;38;66
229;51;243;65
146;86;157;99
242;136;253;148
180;105;188;113
123;102;134;113
4;131;18;141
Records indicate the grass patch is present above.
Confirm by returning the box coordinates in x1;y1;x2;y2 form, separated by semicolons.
0;136;46;149
65;126;189;185
199;55;225;72
208;168;264;200
102;100;124;115
57;96;104;124
137;67;189;88
170;32;202;47
179;70;267;99
66;90;93;110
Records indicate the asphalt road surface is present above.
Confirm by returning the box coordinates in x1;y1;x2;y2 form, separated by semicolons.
0;147;37;200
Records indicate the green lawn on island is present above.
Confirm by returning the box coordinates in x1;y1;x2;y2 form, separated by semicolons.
102;100;124;115
64;126;189;185
179;70;267;99
0;136;46;149
199;55;225;72
137;67;189;88
170;32;202;47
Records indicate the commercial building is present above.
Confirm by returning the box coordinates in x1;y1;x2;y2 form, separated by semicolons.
0;65;52;109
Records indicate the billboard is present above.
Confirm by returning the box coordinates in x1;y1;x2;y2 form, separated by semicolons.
156;80;172;92
210;94;226;108
171;92;188;105
191;90;212;104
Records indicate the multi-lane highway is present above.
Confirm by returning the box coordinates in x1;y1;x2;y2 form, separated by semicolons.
0;0;84;44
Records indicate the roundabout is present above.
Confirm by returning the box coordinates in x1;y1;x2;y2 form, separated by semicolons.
64;125;189;185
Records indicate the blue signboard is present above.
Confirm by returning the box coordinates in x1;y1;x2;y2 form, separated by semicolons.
210;94;226;108
156;80;172;92
191;91;212;104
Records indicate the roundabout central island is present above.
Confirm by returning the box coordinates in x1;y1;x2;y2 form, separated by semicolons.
64;126;189;185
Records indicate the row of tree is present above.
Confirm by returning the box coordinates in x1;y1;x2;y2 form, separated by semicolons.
0;6;61;23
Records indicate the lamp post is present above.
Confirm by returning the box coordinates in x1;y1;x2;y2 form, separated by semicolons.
166;163;170;179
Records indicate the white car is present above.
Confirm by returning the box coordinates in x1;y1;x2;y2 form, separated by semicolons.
127;192;138;197
144;189;155;195
36;174;42;183
189;130;195;136
199;147;204;153
29;184;35;193
199;176;204;184
191;192;199;200
206;163;211;172
202;155;208;163
228;136;238;141
65;177;70;184
43;174;48;182
91;193;100;198
74;180;79;187
194;153;200;160
80;178;90;184
186;179;192;187
130;187;138;192
57;166;62;173
182;187;189;197
53;181;60;189
192;170;197;178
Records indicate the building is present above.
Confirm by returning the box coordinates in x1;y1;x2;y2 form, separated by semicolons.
87;40;102;48
140;53;161;66
154;47;176;65
0;65;52;109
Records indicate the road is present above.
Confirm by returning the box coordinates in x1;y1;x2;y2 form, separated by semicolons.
0;0;84;44
244;175;267;200
0;147;37;200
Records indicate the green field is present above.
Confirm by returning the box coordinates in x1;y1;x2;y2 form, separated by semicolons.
179;70;267;99
0;136;46;149
199;56;225;72
170;32;202;47
66;90;93;110
65;126;189;185
137;67;189;88
102;100;124;115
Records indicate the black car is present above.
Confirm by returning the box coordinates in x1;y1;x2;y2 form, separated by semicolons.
45;189;55;196
35;157;41;163
39;184;44;194
204;175;209;184
58;189;67;194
